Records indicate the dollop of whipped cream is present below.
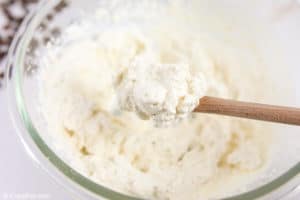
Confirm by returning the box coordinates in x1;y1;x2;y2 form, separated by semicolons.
118;53;206;127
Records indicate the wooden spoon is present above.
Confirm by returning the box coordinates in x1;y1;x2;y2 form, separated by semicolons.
194;96;300;126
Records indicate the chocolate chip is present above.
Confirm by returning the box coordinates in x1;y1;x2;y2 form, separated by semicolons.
0;0;68;86
0;52;6;60
0;71;4;88
46;13;54;21
28;38;39;51
43;36;50;44
39;22;47;30
0;0;40;67
51;27;61;37
54;0;68;13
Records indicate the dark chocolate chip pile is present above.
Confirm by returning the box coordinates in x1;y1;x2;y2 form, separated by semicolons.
0;0;69;89
0;0;39;64
0;0;39;87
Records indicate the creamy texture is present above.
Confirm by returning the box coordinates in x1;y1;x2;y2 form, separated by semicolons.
118;45;206;126
38;1;274;199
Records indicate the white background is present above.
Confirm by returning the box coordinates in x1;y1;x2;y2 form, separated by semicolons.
0;88;70;200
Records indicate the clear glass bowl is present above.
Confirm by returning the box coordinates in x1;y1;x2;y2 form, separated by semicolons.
5;0;300;199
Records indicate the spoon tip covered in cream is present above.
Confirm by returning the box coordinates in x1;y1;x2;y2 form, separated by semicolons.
118;54;207;127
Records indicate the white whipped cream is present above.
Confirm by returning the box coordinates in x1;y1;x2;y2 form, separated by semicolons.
118;48;206;127
38;1;275;199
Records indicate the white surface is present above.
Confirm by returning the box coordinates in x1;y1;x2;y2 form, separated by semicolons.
0;89;71;200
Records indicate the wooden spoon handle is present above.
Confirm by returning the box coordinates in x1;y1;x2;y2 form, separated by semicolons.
194;96;300;126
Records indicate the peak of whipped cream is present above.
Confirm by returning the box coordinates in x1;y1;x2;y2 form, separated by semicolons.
118;52;206;127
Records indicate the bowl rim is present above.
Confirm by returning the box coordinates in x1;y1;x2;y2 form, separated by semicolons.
5;0;300;199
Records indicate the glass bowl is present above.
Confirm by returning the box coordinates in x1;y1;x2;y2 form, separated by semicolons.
5;0;300;199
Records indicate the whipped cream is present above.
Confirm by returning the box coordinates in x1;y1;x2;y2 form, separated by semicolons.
118;48;206;127
38;1;275;199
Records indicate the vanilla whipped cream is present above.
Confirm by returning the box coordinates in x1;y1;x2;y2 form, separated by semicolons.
118;47;206;127
38;1;275;199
